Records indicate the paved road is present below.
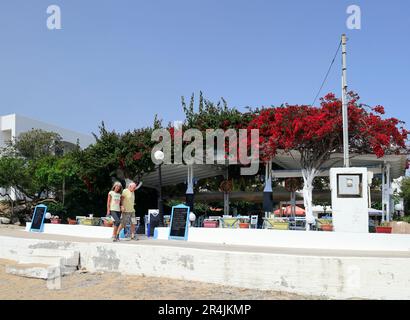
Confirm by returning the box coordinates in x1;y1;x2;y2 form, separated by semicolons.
1;225;409;259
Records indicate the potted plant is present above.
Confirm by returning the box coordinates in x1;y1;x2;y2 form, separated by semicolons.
238;217;250;229
67;217;77;225
101;216;114;227
46;202;66;224
50;215;61;224
318;218;333;232
376;222;392;234
272;218;289;230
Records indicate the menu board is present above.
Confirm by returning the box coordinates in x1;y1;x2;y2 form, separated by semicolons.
169;204;190;240
30;205;47;232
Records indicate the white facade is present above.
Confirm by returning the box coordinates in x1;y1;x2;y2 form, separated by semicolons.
0;114;94;149
0;114;94;200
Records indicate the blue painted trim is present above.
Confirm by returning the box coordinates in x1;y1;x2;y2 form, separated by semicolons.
168;204;190;241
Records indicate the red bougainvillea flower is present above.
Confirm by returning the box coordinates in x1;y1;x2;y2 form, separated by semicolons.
119;158;125;169
82;176;93;192
373;105;385;114
133;152;143;161
248;92;409;166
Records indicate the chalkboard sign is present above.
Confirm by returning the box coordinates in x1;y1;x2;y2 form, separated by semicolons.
30;204;48;232
169;204;190;240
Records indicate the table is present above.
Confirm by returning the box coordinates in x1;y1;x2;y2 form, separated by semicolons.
219;216;250;228
262;217;290;230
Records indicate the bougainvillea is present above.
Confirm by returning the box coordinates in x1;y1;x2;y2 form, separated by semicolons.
249;92;408;165
248;92;409;228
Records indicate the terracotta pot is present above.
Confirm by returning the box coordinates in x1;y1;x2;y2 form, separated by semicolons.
376;226;392;234
103;221;114;227
67;218;77;225
203;220;218;228
239;222;250;229
321;224;333;232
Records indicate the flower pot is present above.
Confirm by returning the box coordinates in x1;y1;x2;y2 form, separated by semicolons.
376;226;392;234
67;218;77;225
239;222;250;229
272;222;289;230
103;220;114;227
77;217;100;226
321;224;333;232
203;220;218;228
50;219;61;224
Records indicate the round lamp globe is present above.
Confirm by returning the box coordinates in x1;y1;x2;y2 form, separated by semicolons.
154;150;165;161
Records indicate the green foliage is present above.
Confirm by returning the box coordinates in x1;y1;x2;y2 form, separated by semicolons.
0;129;91;220
75;122;157;196
182;92;253;131
371;201;383;210
45;202;66;216
401;215;410;223
230;200;261;214
400;177;410;214
0;157;28;191
313;177;330;190
12;129;63;159
166;199;210;216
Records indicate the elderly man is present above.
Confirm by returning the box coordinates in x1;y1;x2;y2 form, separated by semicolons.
117;181;142;241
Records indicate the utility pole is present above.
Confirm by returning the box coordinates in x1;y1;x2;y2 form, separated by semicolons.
341;34;350;167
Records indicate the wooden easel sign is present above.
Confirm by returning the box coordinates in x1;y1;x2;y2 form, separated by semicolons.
30;204;48;233
169;204;190;240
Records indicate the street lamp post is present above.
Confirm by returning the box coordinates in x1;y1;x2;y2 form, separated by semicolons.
154;150;165;227
341;33;350;168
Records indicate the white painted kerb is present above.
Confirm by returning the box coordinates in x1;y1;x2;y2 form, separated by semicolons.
155;227;410;252
25;223;112;239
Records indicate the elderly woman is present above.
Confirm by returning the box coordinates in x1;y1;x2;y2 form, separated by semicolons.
107;181;123;241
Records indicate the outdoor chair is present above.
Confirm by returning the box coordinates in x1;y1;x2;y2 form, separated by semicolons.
262;217;276;229
289;217;306;230
220;217;239;228
250;215;258;229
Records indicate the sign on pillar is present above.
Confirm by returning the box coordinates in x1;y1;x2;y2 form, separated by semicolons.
330;167;369;233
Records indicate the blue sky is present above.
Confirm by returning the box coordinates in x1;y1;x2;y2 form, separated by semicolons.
0;0;409;135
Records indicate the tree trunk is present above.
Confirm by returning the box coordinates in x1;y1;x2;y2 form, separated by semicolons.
302;168;317;230
62;177;66;206
11;198;14;220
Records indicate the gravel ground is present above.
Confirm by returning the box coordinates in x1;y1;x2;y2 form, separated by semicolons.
0;259;319;300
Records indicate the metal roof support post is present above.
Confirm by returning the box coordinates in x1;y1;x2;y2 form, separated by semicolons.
263;160;273;217
186;165;194;213
386;164;392;222
382;164;386;223
223;167;229;216
382;163;392;223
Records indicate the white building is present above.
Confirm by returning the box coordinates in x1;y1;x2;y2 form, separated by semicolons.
0;114;95;200
0;114;94;149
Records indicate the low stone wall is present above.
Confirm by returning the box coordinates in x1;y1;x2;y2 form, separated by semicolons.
25;222;113;239
1;235;410;299
155;227;410;252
